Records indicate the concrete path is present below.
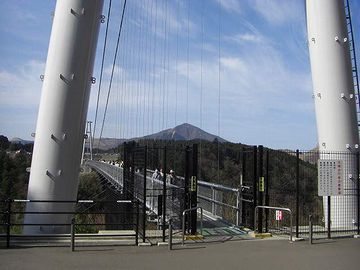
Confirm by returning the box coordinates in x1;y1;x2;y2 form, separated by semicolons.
1;237;359;270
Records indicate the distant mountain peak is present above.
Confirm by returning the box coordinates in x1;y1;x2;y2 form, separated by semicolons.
143;123;227;142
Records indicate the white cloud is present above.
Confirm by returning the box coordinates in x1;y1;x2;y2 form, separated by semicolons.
251;0;303;25
0;60;44;108
227;33;264;44
215;0;242;14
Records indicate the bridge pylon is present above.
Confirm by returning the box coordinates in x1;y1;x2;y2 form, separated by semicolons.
24;0;104;234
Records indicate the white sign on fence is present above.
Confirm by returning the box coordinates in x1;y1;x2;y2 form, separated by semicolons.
275;210;282;221
318;159;344;196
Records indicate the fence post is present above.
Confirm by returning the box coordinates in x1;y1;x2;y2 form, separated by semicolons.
296;149;300;238
211;187;215;215
184;146;191;233
135;200;139;246
257;145;264;233
70;218;75;252
357;151;360;236
327;196;331;239
190;144;198;235
162;146;167;242
309;214;313;245
6;198;11;249
142;146;147;243
265;150;269;233
252;146;258;230
236;189;240;227
168;218;173;250
242;150;247;225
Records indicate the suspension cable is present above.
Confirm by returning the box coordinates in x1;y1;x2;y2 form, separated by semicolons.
186;0;190;123
98;0;127;149
93;0;112;141
217;0;222;183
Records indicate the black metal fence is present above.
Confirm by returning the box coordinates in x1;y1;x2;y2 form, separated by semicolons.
121;142;198;243
255;148;360;239
0;199;139;248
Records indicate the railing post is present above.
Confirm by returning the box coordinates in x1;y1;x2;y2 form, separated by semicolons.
236;189;240;226
296;149;300;238
309;214;313;245
168;218;173;250
211;187;215;215
252;146;257;230
142;146;147;243
242;150;247;225
162;146;167;243
6;198;11;249
327;196;331;239
184;146;191;233
357;151;360;236
265;150;270;233
70;218;75;252
136;200;139;246
190;144;198;235
257;145;263;233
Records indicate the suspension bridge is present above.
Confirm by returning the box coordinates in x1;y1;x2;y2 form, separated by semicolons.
1;0;360;255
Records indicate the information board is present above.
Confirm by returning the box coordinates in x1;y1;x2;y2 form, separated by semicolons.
318;159;344;196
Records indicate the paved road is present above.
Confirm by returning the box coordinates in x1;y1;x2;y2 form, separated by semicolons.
1;238;359;270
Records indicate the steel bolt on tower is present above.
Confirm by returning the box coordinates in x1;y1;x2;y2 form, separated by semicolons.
24;0;104;234
306;0;359;228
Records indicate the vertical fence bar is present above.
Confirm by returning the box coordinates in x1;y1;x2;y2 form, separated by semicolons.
168;218;173;250
162;146;167;242
327;196;331;239
70;218;75;252
211;187;215;215
190;144;198;235
242;151;246;225
257;145;263;233
184;146;190;233
252;146;258;230
357;151;360;236
309;214;313;245
296;149;300;238
6;199;11;249
135;200;139;246
236;189;240;227
265;150;269;233
142;146;147;242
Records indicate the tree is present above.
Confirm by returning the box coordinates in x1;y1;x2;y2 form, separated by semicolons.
0;135;10;150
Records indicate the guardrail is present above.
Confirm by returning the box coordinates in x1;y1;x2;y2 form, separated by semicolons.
182;207;203;245
88;161;253;228
254;206;293;242
0;199;139;249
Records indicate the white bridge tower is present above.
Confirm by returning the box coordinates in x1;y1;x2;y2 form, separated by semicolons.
306;0;359;228
24;0;104;234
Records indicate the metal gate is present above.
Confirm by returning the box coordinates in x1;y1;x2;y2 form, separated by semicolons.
122;142;199;242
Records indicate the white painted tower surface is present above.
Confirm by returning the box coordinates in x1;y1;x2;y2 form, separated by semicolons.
306;0;359;228
24;0;104;234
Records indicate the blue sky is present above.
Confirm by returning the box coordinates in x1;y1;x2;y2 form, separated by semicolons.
0;0;359;150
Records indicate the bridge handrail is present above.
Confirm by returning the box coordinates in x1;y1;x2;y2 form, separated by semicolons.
254;206;293;242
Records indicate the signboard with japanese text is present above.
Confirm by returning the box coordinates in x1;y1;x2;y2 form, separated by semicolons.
318;159;344;196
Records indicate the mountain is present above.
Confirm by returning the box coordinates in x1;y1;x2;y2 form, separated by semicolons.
90;138;126;151
92;123;227;151
10;137;33;145
142;123;227;142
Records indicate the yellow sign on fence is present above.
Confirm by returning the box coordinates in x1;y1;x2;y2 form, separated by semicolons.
259;177;264;192
191;176;197;192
